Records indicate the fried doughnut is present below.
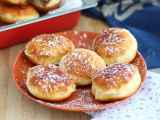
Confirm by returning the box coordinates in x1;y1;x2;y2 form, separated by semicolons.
0;0;27;5
25;34;75;65
92;64;141;101
26;64;76;101
60;48;106;86
28;0;61;12
0;4;39;23
93;28;137;64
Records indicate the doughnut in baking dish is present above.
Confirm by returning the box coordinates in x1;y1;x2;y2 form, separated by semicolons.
28;0;62;12
0;4;39;23
0;0;27;5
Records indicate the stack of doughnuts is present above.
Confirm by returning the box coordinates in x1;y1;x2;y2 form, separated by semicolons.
0;0;62;24
24;28;142;102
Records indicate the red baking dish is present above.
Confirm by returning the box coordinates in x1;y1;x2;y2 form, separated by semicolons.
0;0;97;48
0;12;80;48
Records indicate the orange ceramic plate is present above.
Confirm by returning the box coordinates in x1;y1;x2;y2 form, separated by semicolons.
13;31;147;112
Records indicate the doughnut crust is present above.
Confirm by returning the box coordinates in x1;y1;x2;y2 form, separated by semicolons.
60;48;106;86
25;34;75;65
28;0;61;12
0;0;27;5
0;4;39;23
26;64;76;101
92;64;141;101
93;28;137;64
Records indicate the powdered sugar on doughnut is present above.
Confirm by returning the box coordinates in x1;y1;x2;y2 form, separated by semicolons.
60;48;106;77
101;28;123;45
95;28;126;56
61;49;93;75
28;64;71;92
30;34;70;56
94;64;135;89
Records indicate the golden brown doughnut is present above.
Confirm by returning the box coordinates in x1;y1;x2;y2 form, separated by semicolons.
93;28;137;64
25;34;75;65
26;64;76;101
60;48;106;86
0;4;39;23
0;0;27;5
28;0;61;12
92;63;141;101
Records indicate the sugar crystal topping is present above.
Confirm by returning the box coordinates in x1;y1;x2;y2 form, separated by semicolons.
61;49;103;76
31;34;69;56
95;64;134;89
29;64;70;92
62;49;93;75
101;28;123;45
96;28;125;55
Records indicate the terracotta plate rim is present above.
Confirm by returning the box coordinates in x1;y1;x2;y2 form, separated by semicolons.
12;31;147;112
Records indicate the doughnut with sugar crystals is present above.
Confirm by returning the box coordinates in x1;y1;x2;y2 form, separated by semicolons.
26;64;76;101
92;63;141;101
93;28;137;64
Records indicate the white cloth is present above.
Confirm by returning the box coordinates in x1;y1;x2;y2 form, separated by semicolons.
90;71;160;120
